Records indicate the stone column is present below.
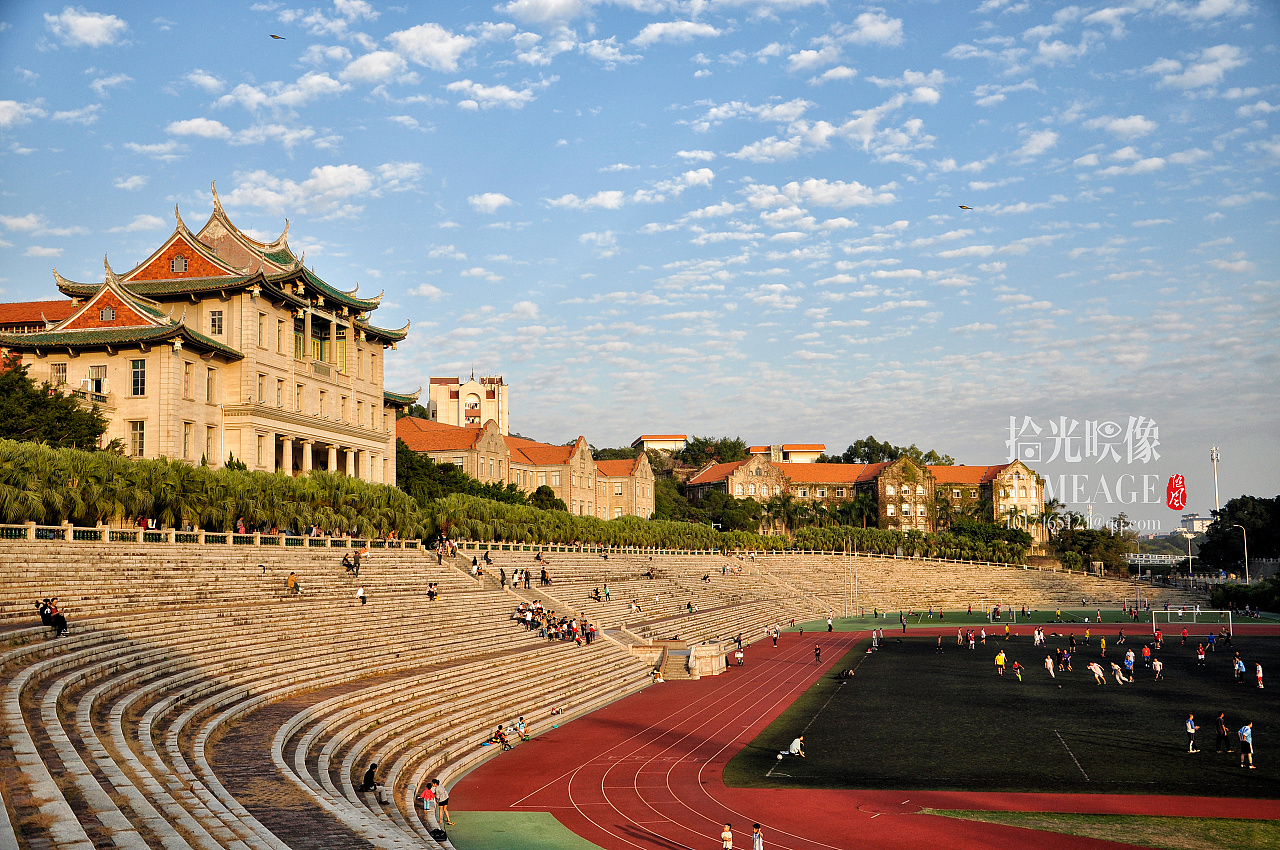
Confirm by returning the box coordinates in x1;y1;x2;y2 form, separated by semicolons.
303;309;312;361
327;444;338;472
345;447;355;477
281;436;294;475
300;440;313;473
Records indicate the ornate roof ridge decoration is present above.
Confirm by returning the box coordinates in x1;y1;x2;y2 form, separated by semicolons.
383;387;422;405
363;318;410;342
0;323;244;361
204;180;296;270
113;203;246;282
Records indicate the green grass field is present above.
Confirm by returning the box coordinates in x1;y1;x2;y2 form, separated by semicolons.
726;632;1280;797
789;607;1240;631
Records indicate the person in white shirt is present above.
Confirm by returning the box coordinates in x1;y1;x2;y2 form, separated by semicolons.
721;823;733;850
788;736;805;757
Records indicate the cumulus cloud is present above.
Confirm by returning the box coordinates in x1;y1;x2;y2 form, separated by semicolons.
1146;44;1246;89
841;10;904;46
808;66;857;85
25;246;63;257
216;72;347;112
341;51;408;83
1014;129;1058;160
167;117;233;139
0;100;46;129
222;162;420;216
45;7;128;47
468;192;512;213
52;104;100;124
114;175;147;190
109;214;165;233
89;73;131;97
545;190;626;210
633;21;720;48
185;70;225;94
1083;114;1158;139
409;283;445;299
446;77;553;109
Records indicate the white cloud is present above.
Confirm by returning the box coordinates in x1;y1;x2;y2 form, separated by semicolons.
951;322;997;333
25;245;63;257
0;100;45;129
376;161;422;191
841;10;904;46
1083;114;1158;139
1014;129;1058;160
185;69;224;94
114;175;147;190
1147;44;1246;89
216;72;347;112
808;65;857;85
1167;148;1211;165
1236;100;1277;118
446;77;552;109
937;244;996;258
676;149;716;161
633;22;721;48
787;44;842;74
409;283;445;299
89;73;131;97
0;213;43;231
222;163;408;215
1207;258;1256;273
469;192;512;214
1096;157;1165;176
545;190;627;210
45;7;128;47
579;230;618;257
52;104;100;124
109;214;165;233
498;0;588;24
341;50;408;83
167;117;233;139
1132;218;1172;227
510;300;538;318
580;37;641;69
123;140;184;162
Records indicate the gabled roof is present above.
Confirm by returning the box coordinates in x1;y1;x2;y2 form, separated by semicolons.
506;435;575;466
776;462;882;484
123;206;247;282
397;417;484;453
596;457;641;477
686;460;748;486
928;463;1011;485
0;300;75;329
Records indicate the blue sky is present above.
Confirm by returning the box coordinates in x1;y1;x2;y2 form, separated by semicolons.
1;0;1277;527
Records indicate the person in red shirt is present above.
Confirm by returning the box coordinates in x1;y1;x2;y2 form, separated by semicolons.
1182;628;1189;645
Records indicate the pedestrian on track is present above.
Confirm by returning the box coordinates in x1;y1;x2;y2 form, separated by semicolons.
814;644;821;663
752;823;764;850
722;822;734;850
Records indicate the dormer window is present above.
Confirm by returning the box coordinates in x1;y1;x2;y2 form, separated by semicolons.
100;306;115;322
171;255;188;274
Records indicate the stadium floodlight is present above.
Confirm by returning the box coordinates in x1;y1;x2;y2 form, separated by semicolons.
1231;524;1250;585
1152;608;1232;637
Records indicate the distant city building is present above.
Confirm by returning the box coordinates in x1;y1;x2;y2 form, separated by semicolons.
1181;513;1210;534
748;444;826;463
0;185;414;483
631;434;687;453
398;417;655;520
425;375;509;434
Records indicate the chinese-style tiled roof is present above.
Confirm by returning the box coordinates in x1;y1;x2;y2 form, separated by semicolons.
0;324;243;360
595;458;641;477
686;460;748;486
285;267;382;313
397;417;483;452
0;300;76;329
928;464;1011;485
56;274;257;299
361;319;410;343
384;388;421;406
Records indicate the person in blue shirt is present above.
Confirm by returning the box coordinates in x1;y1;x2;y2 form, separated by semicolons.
1186;714;1200;753
1240;722;1255;769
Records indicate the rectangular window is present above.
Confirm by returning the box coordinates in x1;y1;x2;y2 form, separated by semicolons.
183;362;193;399
835;488;845;497
336;331;347;373
257;434;265;467
357;347;364;378
295;383;303;412
182;422;191;459
382;412;388;431
614;482;623;496
257;374;266;403
130;359;146;396
340;396;348;421
294;323;305;360
277;319;285;353
209;310;223;335
817;488;826;497
318;390;326;417
453;456;464;466
953;489;961;498
257;313;266;348
614;507;623;518
51;363;67;385
205;367;215;403
551;471;561;486
886;504;896;516
276;379;284;408
797;488;808;497
128;420;145;457
356;400;363;426
371;353;377;380
88;365;106;393
205;427;214;462
537;472;547;486
918;505;927;516
970;489;978;498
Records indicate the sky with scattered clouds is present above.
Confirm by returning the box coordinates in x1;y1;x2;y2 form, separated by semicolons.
1;0;1277;527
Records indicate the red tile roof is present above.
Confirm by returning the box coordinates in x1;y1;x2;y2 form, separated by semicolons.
396;417;483;452
928;463;1012;485
596;458;640;477
686;460;748;486
775;462;883;484
0;300;76;329
430;377;459;385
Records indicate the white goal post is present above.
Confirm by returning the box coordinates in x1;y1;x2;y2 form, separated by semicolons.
1151;608;1232;635
981;601;1015;624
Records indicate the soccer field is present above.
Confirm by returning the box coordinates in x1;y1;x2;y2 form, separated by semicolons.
725;631;1280;797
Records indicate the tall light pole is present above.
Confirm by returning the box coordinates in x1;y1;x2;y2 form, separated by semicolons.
1210;447;1221;514
1232;524;1249;584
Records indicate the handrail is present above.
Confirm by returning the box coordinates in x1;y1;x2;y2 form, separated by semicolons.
0;523;418;550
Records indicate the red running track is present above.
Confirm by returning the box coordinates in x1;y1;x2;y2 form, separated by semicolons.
455;628;1280;850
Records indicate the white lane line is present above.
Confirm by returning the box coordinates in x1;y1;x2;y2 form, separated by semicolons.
1055;730;1089;781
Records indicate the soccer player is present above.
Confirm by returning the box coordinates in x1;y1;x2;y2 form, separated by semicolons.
788;736;805;758
1064;650;1073;672
1142;644;1152;667
995;650;1006;676
814;644;821;663
1186;714;1200;753
1012;660;1024;682
1240;722;1255;769
1216;713;1233;754
1088;662;1106;684
1257;662;1264;689
980;628;987;645
1196;644;1206;666
1182;627;1189;646
1124;649;1135;678
1084;627;1090;646
968;630;976;650
1235;654;1247;684
1111;662;1128;684
1045;655;1055;678
1100;636;1106;658
1004;624;1010;641
1152;658;1164;681
1155;629;1163;649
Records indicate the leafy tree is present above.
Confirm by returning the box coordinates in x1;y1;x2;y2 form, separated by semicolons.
529;485;567;512
399;403;431;420
1053;526;1131;574
592;446;639;461
698;489;763;533
0;353;108;449
652;478;707;524
677;436;748;466
817;435;954;466
1197;495;1280;571
395;440;526;506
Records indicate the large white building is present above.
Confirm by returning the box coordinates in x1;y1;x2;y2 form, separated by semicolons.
426;375;510;434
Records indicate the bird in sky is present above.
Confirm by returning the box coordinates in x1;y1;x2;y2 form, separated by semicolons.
270;34;286;39
958;205;973;210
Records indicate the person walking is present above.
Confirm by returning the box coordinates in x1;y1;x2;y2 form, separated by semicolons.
814;644;821;663
995;650;1006;677
1216;713;1234;754
1044;655;1055;678
1257;662;1265;689
1240;722;1256;769
752;823;764;850
1187;714;1200;753
1152;657;1163;680
722;823;734;850
827;616;833;632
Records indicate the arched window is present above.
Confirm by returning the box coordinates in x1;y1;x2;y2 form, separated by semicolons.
736;484;744;496
170;255;188;273
1019;487;1027;498
747;484;756;496
886;485;896;496
916;485;926;496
